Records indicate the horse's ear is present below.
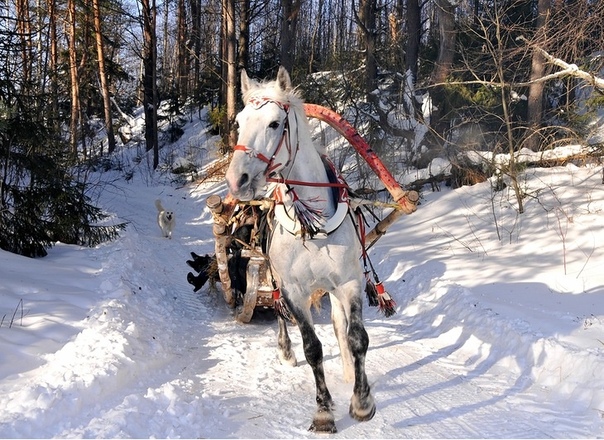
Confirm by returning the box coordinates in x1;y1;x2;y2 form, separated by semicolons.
276;66;292;92
241;69;252;97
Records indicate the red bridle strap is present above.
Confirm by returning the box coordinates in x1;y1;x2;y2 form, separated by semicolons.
232;126;288;176
233;144;271;165
233;97;292;178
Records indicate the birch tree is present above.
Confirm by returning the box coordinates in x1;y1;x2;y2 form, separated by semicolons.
356;0;378;100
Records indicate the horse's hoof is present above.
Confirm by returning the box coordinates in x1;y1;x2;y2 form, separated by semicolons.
278;350;297;367
309;410;337;433
349;394;376;422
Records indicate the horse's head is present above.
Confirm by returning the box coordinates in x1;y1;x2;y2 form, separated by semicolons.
225;67;297;201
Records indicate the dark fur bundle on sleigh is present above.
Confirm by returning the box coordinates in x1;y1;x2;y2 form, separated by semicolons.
186;224;254;295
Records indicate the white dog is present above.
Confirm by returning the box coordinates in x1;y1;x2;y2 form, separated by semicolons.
155;199;175;239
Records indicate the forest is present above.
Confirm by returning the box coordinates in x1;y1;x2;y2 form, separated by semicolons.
1;0;603;257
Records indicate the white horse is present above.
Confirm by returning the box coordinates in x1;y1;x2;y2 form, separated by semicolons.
225;67;375;433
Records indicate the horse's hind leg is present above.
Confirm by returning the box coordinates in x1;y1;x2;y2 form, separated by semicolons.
347;295;376;422
276;315;296;366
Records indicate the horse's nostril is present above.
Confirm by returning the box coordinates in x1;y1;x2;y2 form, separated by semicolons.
239;173;249;188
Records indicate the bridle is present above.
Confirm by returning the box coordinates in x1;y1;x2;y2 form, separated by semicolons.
232;96;296;179
232;95;351;238
232;95;347;191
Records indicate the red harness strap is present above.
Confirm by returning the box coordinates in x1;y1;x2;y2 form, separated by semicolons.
266;155;349;192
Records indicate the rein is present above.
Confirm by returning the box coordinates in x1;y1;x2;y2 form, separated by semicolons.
266;176;348;189
233;140;288;176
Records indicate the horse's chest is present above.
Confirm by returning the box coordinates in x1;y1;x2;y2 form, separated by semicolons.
269;224;360;281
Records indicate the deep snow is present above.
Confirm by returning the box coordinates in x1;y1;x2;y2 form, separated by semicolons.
1;107;604;438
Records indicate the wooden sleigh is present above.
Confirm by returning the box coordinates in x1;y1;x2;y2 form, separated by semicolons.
205;104;419;323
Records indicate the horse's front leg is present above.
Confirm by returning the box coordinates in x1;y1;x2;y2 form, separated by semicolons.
276;314;296;366
295;317;336;433
347;295;376;422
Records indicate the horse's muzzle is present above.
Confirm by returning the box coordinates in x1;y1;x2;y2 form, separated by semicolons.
226;172;255;201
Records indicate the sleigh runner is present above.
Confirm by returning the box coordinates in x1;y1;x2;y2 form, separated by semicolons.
190;102;419;323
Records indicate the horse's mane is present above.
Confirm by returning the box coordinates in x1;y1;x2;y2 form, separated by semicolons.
242;79;304;110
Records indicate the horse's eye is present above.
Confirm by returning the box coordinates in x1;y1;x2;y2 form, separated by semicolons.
268;121;280;130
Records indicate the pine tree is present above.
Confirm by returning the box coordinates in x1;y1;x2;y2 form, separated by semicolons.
0;15;127;258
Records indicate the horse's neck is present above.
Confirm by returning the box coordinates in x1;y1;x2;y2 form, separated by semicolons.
286;108;333;210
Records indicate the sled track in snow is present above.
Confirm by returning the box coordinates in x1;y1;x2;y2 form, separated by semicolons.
151;235;213;319
363;319;580;438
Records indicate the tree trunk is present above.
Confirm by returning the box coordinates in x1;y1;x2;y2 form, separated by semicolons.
176;0;188;99
220;0;227;110
224;0;237;151
16;0;32;89
238;0;250;72
308;0;323;72
189;0;201;101
405;0;420;81
429;0;457;140
92;0;116;154
141;0;159;168
48;0;60;132
162;0;169;82
526;0;550;151
280;0;300;73
357;0;377;100
432;0;456;85
67;0;80;156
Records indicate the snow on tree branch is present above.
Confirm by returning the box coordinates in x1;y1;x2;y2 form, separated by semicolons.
517;36;604;92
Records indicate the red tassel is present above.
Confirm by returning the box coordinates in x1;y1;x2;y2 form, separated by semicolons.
272;288;293;321
375;282;396;317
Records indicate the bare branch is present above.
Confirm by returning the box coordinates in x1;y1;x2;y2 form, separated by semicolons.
517;36;604;92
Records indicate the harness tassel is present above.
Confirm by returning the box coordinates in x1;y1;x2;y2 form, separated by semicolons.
375;281;396;317
356;197;397;317
365;274;379;307
272;288;293;321
291;191;323;238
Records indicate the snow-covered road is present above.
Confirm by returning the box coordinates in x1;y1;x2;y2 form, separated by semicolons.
2;162;604;437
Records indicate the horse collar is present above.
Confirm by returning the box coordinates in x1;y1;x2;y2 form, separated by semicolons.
272;193;349;239
268;157;351;239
